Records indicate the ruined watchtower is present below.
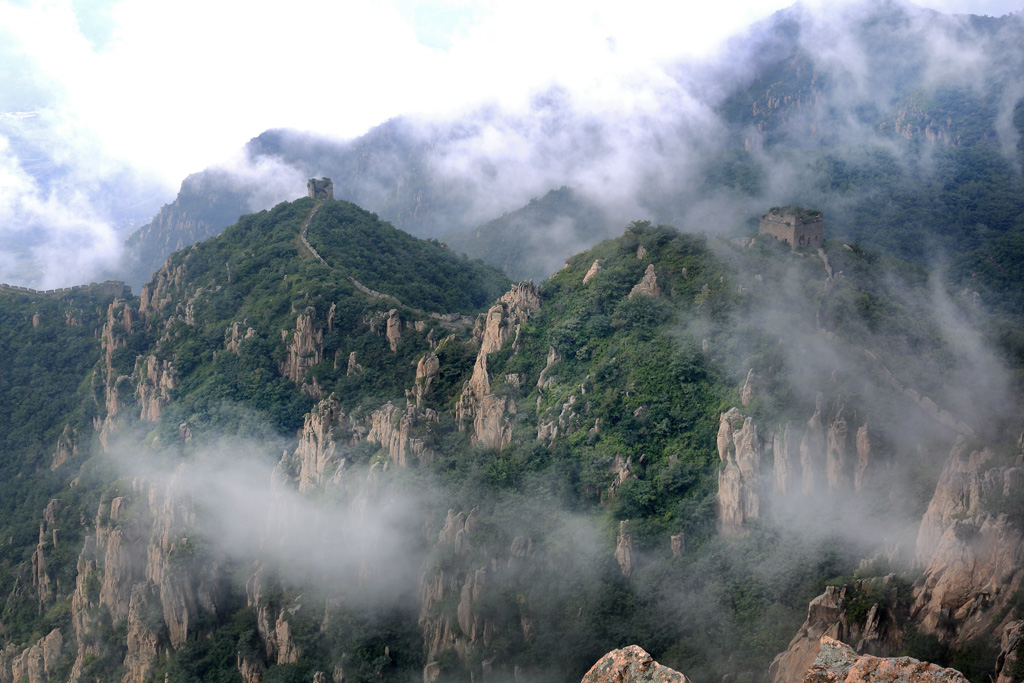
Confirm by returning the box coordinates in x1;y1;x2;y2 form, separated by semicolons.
759;206;823;250
307;177;334;201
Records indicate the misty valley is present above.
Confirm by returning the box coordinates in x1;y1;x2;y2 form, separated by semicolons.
3;2;1024;683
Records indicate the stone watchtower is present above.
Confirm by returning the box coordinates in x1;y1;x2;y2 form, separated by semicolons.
307;177;334;201
759;206;823;250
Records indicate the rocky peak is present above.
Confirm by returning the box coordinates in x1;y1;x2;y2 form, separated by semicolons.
629;264;660;299
135;354;177;422
911;441;1024;641
367;401;437;467
457;283;540;450
291;394;351;492
225;321;256;353
582;645;689;683
717;408;761;535
803;637;968;683
280;307;324;384
615;520;635;580
409;352;440;409
386;309;401;352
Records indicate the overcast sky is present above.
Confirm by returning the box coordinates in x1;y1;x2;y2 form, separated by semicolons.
0;0;1021;286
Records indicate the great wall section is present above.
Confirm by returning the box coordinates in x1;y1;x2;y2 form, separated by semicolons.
0;280;131;298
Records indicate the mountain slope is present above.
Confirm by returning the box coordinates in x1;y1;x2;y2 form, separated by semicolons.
4;192;1022;683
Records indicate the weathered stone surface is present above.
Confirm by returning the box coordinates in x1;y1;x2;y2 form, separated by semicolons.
854;425;871;492
386;309;401;352
123;584;161;683
800;393;825;494
581;645;688;683
912;442;1024;641
803;637;968;683
741;369;755;407
136;354;177;422
367;401;436;467
583;260;602;284
825;405;849;491
281;307;323;384
225;321;256;354
774;425;797;496
629;264;660;299
52;424;77;470
717;408;760;535
293;394;349;492
457;283;540;449
770;586;849;683
995;620;1023;683
410;352;440;409
615;521;635;580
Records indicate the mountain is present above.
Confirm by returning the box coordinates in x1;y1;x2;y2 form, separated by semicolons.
110;1;1024;294
2;182;1022;683
441;187;615;282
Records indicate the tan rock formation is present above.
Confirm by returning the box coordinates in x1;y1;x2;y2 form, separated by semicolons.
741;369;756;407
670;534;685;557
346;351;363;376
3;629;62;683
717;408;761;535
801;394;825;494
912;443;1024;641
771;586;847;683
66;474;223;680
629;264;660;299
457;283;540;450
803;637;968;683
583;260;602;284
280;307;323;384
825;405;849;491
136;354;177;421
774;425;798;496
52;425;77;470
410;352;440;409
225;321;256;354
615;521;635;580
582;645;689;683
386;309;402;352
367;401;436;467
995;620;1023;683
854;425;871;492
293;394;350;492
123;584;162;683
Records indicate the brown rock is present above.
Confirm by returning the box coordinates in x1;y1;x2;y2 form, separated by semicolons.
581;645;688;683
615;521;635;580
281;307;324;383
740;369;755;407
803;637;968;683
825;405;849;491
386;309;401;352
583;260;602;285
717;408;761;535
995;620;1023;683
800;394;825;494
629;264;660;299
854;425;870;492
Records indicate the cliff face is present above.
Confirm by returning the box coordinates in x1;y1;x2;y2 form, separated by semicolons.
582;645;689;683
717;408;762;535
65;475;224;683
803;637;969;683
770;438;1024;683
911;443;1024;642
456;283;540;450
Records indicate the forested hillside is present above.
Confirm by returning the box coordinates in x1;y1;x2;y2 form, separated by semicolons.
3;187;1022;683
